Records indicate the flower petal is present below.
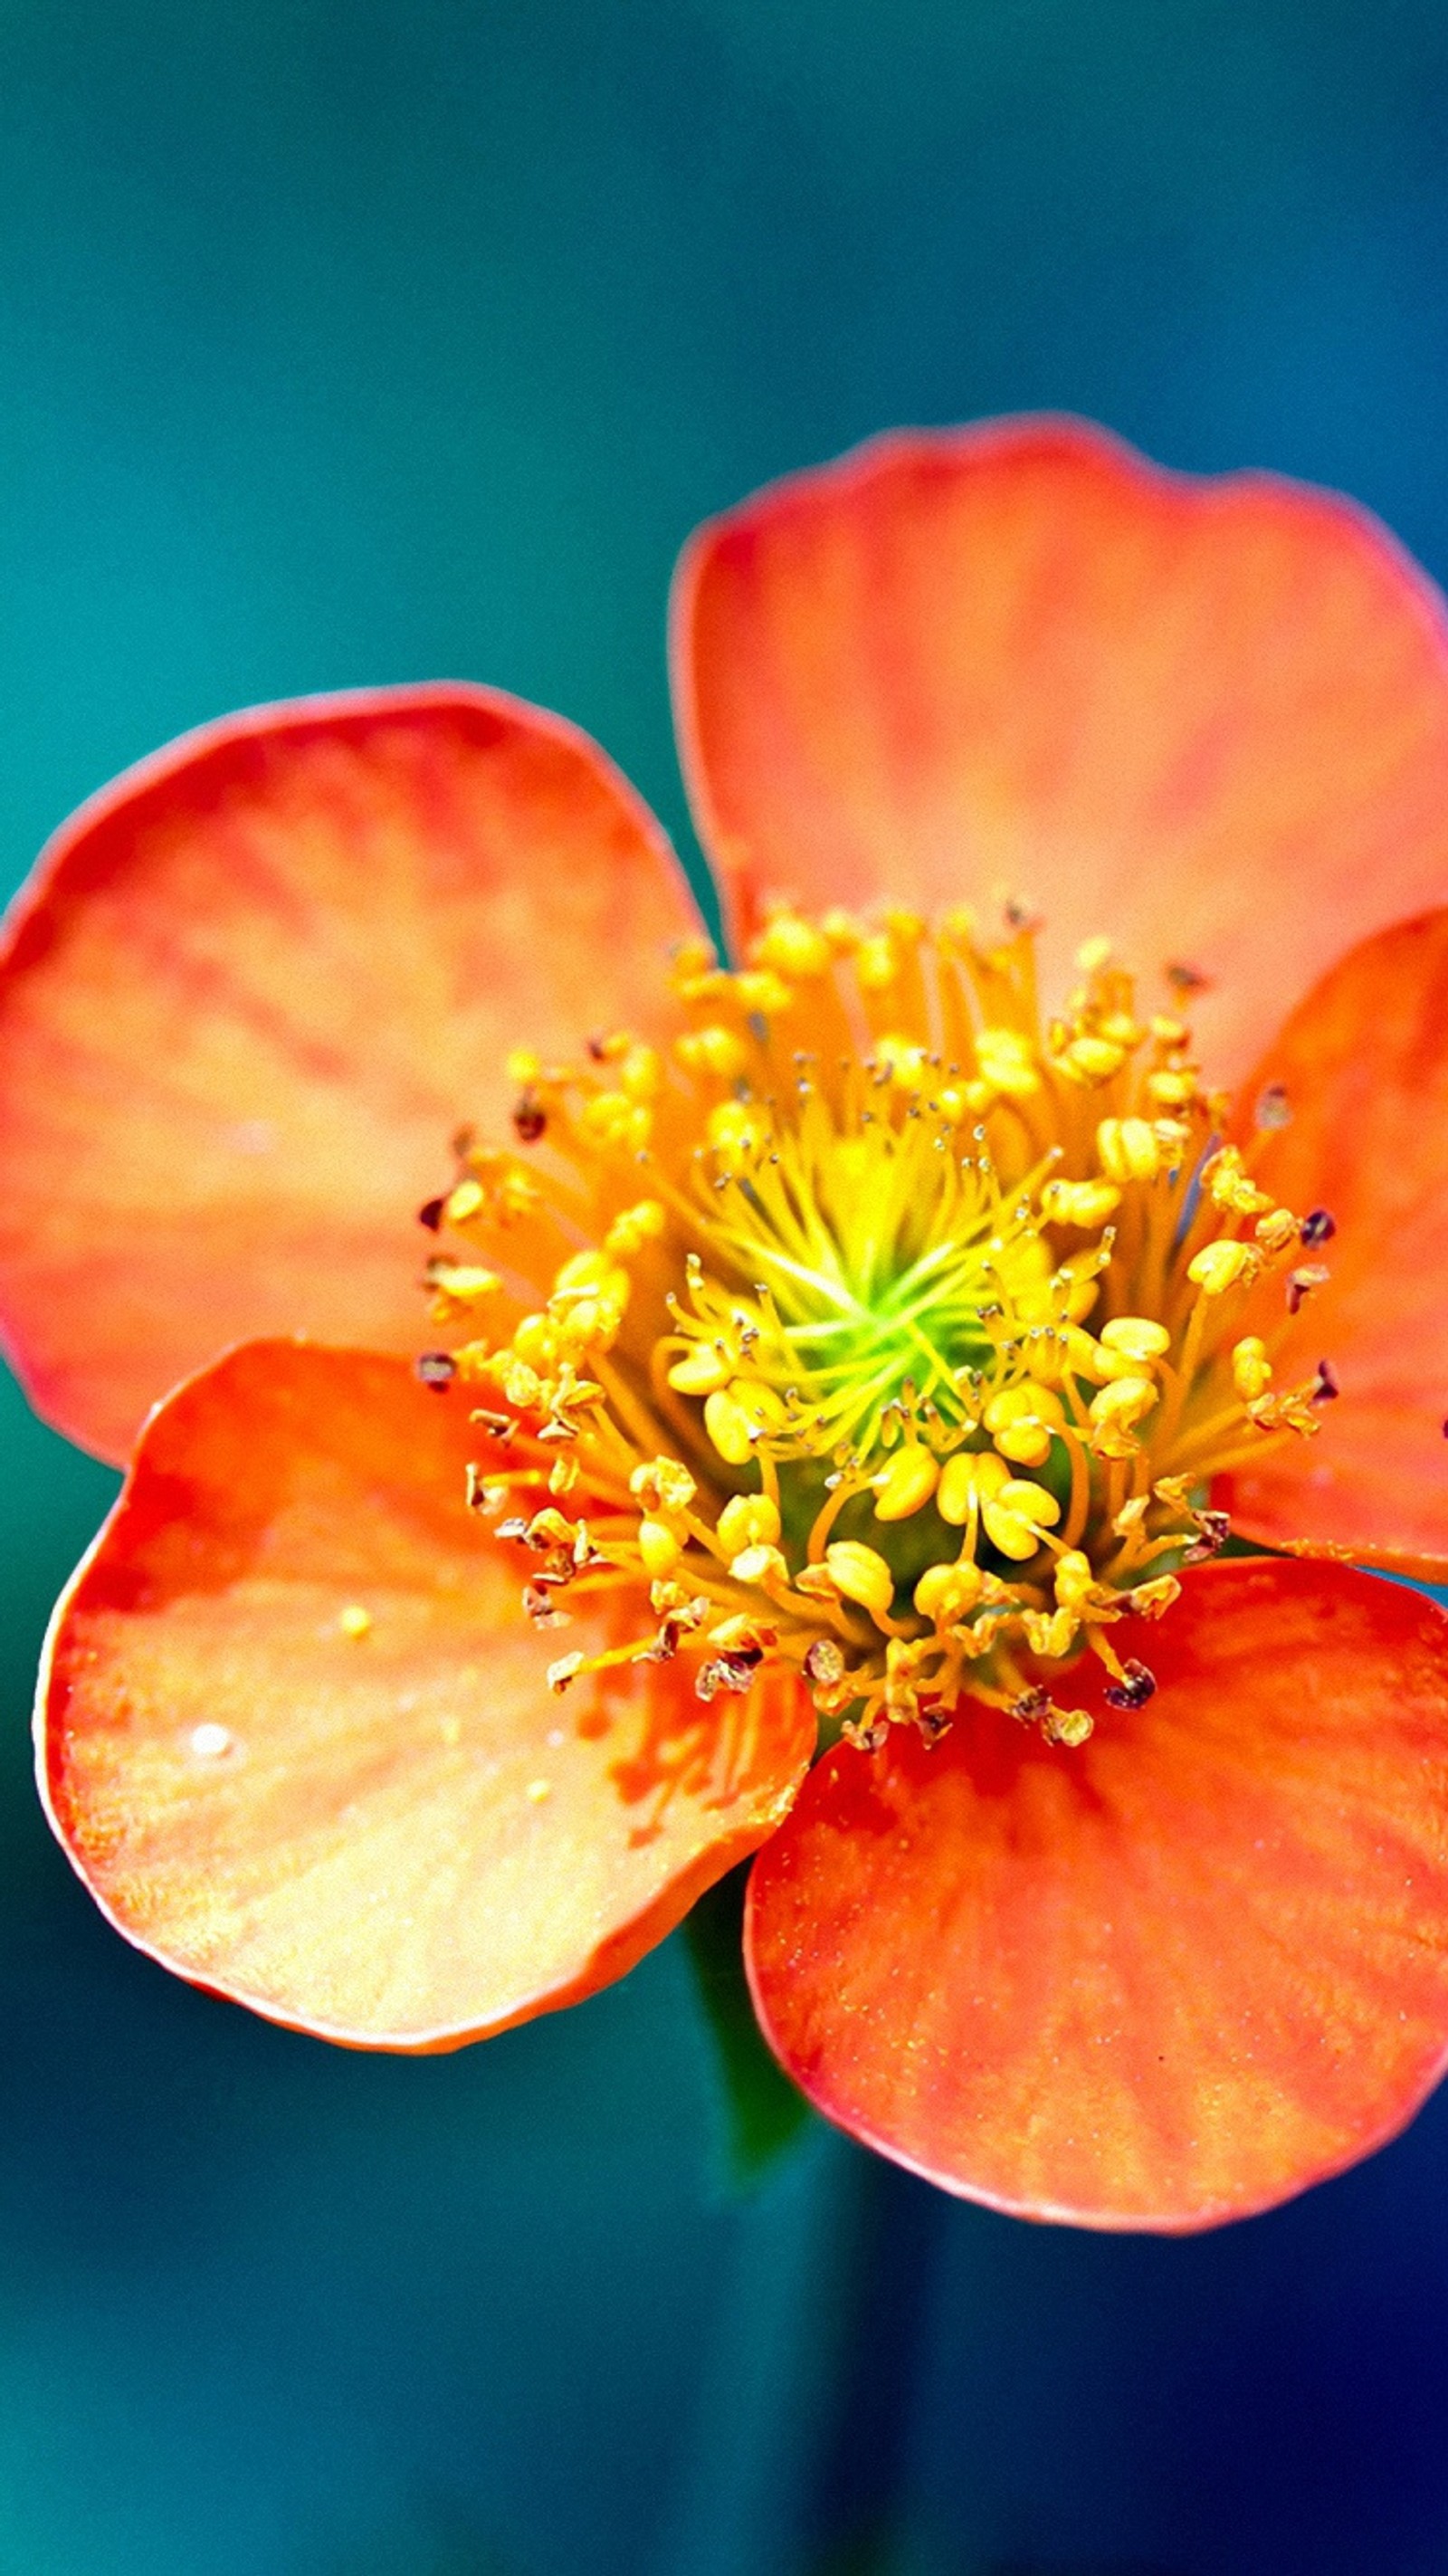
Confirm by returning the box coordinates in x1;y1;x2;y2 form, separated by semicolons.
1224;908;1448;1578
0;686;696;1463
40;1340;813;2050
673;420;1448;1076
746;1560;1448;2231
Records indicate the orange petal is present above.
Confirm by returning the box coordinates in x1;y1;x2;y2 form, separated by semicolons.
0;686;696;1463
1224;908;1448;1579
673;420;1448;1078
40;1340;813;2050
746;1560;1448;2231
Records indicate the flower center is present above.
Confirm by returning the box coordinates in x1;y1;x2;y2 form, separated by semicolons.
418;901;1335;1751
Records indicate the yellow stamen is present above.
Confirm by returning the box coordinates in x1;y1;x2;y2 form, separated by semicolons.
824;1541;898;1621
425;900;1329;1753
871;1444;940;1522
637;1519;682;1580
1187;1239;1261;1296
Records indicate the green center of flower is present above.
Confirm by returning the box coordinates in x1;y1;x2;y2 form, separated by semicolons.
671;1099;1054;1456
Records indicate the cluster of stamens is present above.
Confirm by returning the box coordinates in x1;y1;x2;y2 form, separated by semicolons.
415;899;1336;1753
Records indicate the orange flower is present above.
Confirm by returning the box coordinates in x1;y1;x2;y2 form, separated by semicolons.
5;418;1448;2233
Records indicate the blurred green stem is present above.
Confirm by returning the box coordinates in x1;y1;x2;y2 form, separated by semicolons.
683;1860;814;2182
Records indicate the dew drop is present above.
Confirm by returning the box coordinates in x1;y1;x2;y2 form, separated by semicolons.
189;1722;233;1761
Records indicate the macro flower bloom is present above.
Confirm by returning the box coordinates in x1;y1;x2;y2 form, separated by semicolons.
5;416;1448;2233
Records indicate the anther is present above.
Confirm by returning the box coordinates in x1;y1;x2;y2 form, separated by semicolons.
1300;1208;1337;1246
630;1458;697;1513
1232;1336;1272;1400
417;1196;446;1231
449;1177;493;1227
1187;1239;1260;1295
415;1351;457;1390
1043;1706;1095;1748
1254;1082;1292;1130
667;1343;734;1396
843;1716;889;1754
1097;1112;1154;1179
1041;1178;1121;1227
938;1449;1000;1524
1103;1660;1157;1711
1311;1360;1339;1404
696;1650;762;1702
871;1445;940;1521
1088;1375;1157;1438
823;1542;897;1621
1255;1208;1300;1254
512;1088;547;1142
981;1478;1062;1560
729;1542;787;1587
1100;1316;1172;1364
1055;1036;1129;1089
637;1520;682;1580
1183;1509;1232;1563
804;1637;846;1686
521;1585;571;1628
914;1560;983;1622
703;1387;758;1465
1204;1146;1272;1216
983;1383;1065;1467
426;1259;502;1312
717;1493;780;1555
1287;1264;1330;1315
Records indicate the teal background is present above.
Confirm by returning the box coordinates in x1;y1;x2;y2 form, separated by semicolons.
5;4;1448;2569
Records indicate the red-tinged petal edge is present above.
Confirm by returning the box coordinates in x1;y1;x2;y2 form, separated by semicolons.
1224;907;1448;1579
0;685;697;1465
672;418;1448;1080
39;1340;814;2050
746;1560;1448;2231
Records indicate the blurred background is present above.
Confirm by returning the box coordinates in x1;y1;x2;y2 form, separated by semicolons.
5;2;1448;2568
